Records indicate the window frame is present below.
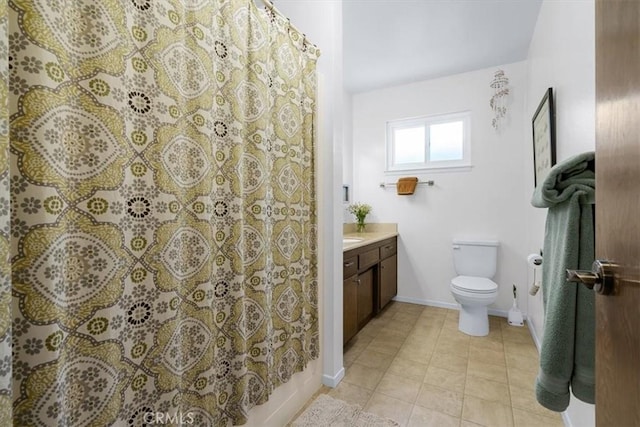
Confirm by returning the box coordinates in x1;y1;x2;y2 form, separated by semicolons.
385;111;472;173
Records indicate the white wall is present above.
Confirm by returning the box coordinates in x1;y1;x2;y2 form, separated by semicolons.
524;0;595;426
342;92;354;223
352;61;529;315
245;1;344;425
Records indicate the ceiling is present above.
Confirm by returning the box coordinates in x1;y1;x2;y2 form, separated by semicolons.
343;0;543;93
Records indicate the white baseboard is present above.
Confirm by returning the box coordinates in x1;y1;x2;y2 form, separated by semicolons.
562;411;571;426
488;308;509;318
322;367;344;388
527;316;542;352
392;296;526;320
393;295;458;310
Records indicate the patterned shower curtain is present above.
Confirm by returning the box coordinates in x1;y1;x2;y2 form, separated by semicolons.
1;0;319;425
1;0;11;423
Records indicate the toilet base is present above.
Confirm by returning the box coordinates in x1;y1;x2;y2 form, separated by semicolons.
458;304;489;336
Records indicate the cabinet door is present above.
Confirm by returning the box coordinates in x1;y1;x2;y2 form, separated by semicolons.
357;268;374;327
380;254;397;309
343;274;358;345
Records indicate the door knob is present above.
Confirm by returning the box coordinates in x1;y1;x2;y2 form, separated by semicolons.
566;260;617;295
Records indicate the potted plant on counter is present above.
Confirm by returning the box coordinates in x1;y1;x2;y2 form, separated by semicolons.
348;203;372;233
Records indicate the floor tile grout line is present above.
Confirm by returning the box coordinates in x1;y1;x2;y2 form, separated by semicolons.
408;314;429;425
362;306;411;412
502;328;517;423
365;307;420;411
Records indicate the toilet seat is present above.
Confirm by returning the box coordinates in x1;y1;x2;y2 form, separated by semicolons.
451;276;497;294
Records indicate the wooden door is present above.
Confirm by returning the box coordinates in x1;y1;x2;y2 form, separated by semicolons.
343;274;358;345
380;254;397;310
595;1;640;425
357;268;374;327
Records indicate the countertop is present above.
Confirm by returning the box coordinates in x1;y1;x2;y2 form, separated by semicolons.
343;231;398;251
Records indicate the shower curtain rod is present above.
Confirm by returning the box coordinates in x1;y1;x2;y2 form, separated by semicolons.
257;0;316;47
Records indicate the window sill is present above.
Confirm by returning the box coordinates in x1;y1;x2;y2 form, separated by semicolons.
385;164;473;174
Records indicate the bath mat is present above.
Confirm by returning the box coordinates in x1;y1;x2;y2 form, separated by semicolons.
291;394;400;427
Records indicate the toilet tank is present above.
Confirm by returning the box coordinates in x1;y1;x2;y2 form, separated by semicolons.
452;239;499;278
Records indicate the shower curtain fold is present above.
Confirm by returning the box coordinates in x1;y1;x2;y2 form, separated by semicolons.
1;0;319;425
0;1;11;423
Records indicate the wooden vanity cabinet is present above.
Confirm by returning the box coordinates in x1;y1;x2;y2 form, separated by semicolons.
380;254;397;310
343;236;397;345
379;239;397;310
356;268;374;327
343;256;358;345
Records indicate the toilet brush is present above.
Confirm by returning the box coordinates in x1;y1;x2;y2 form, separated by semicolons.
508;284;524;326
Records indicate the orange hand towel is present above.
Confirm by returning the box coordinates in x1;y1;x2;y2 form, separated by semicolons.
397;177;418;195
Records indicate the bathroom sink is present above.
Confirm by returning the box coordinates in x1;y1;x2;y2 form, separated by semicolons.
343;238;363;244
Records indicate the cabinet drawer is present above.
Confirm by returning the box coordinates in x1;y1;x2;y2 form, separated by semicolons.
358;247;379;270
343;256;357;278
380;239;397;259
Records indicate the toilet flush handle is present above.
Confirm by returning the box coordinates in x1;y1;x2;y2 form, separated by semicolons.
453;245;461;250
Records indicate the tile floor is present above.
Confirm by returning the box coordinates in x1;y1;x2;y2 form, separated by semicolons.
314;302;564;427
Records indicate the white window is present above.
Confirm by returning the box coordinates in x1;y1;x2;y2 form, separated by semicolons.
386;111;471;172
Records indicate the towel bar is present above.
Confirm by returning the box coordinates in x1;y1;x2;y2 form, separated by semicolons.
379;180;434;188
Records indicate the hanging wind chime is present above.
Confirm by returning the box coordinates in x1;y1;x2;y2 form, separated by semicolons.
490;69;510;131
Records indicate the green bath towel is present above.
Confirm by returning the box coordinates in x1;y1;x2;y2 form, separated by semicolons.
531;151;595;412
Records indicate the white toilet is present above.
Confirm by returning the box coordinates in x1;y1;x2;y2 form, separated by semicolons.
450;239;499;336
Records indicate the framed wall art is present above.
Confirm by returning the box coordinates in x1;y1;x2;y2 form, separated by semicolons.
532;88;556;187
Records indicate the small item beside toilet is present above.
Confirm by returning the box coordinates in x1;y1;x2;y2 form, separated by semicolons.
508;284;524;326
396;177;418;195
527;253;543;296
527;253;543;268
529;281;541;296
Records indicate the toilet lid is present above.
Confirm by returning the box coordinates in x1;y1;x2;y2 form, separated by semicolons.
451;276;498;294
